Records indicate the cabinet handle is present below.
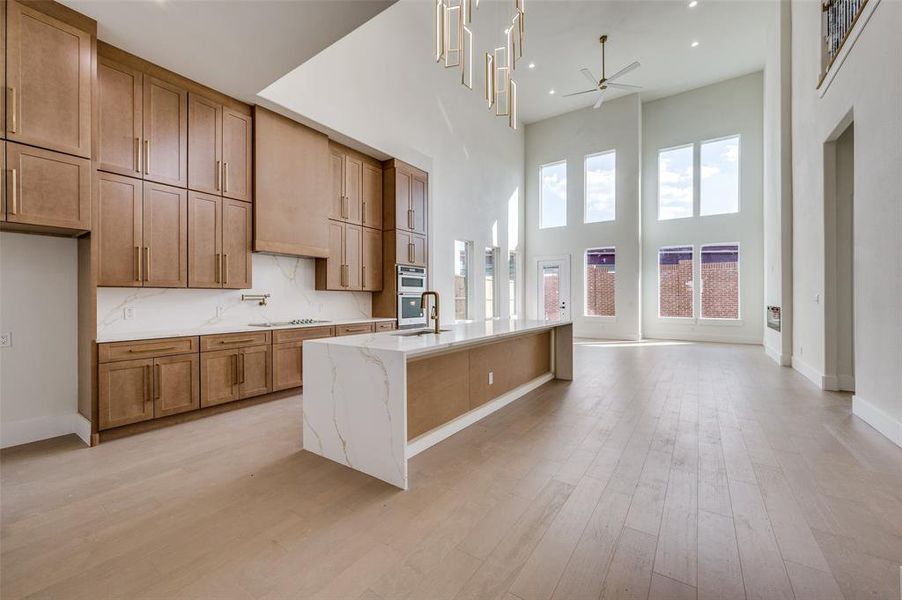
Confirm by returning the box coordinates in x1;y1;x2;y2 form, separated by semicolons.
8;88;16;133
9;169;16;215
155;364;162;400
215;253;221;284
232;354;238;386
219;338;256;345
362;265;366;288
128;346;177;354
362;201;367;224
239;353;245;384
134;138;140;173
223;162;229;194
408;208;415;230
223;254;229;285
143;247;150;281
215;160;222;191
144;140;150;174
134;246;141;282
144;364;151;402
408;242;415;263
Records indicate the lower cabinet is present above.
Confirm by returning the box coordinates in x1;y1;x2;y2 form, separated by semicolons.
272;341;303;391
154;354;201;417
200;344;271;407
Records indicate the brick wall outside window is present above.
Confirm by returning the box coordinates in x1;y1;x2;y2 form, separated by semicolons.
659;259;694;317
585;247;616;317
701;244;739;319
543;273;561;320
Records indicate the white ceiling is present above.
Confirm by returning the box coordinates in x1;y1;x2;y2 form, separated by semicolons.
502;0;773;123
59;0;395;105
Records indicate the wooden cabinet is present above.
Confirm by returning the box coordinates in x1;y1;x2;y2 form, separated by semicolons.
187;93;221;195
394;229;427;267
362;163;383;229
200;349;239;407
5;142;91;230
98;358;154;429
143;76;187;187
153;353;200;417
254;106;329;257
142;181;187;287
221;108;252;202
96;172;143;286
335;322;375;336
329;144;363;224
238;345;270;399
375;320;396;332
222;198;251;289
410;171;427;235
362;227;382;291
6;0;92;158
316;221;362;290
98;57;143;177
189;192;251;289
272;341;303;392
200;336;270;406
387;161;428;235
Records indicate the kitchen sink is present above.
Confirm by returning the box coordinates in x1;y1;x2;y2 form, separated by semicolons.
393;328;452;337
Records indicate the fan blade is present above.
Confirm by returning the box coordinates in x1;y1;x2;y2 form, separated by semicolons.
580;68;599;87
607;82;643;90
563;89;599;97
593;92;606;109
607;61;640;82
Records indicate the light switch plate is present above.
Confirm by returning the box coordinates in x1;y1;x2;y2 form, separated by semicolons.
0;332;11;348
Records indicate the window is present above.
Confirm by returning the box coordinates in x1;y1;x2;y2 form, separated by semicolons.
658;246;694;318
701;244;739;319
485;247;499;319
453;240;471;321
700;136;740;216
585;247;615;317
658;145;693;220
585;151;616;223
508;251;518;318
540;161;567;228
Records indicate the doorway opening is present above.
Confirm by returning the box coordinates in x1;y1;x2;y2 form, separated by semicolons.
537;256;571;321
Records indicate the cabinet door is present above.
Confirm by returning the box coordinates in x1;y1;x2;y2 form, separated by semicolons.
200;349;239;407
411;233;427;267
6;142;91;230
344;154;363;225
97;172;143;287
187;191;221;288
395;169;412;231
98;358;154;430
361;163;383;229
239;345;271;399
362;227;382;291
154;354;200;418
325;220;343;289
143;76;187;187
98;58;142;177
143;181;187;287
272;341;303;391
187;93;222;195
1;142;5;220
222;198;252;289
6;1;91;158
1;3;5;136
345;223;362;290
410;173;427;235
329;148;344;221
395;230;427;267
222;108;252;202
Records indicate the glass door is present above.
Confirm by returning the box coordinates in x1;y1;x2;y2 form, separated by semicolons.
537;257;570;321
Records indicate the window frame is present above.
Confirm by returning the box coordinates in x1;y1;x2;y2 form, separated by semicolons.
657;245;695;320
484;246;500;320
453;240;473;322
699;134;742;217
583;150;616;224
699;242;741;321
508;250;519;318
656;143;695;222
583;246;616;319
539;159;568;229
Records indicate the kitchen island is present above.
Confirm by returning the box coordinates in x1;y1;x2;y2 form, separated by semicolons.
302;319;573;489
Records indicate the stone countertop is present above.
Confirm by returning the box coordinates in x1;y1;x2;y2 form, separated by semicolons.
304;319;571;359
96;317;397;344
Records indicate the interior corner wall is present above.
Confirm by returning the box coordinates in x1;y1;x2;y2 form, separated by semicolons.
641;72;765;344
523;95;642;340
0;232;88;448
258;0;526;327
790;0;902;446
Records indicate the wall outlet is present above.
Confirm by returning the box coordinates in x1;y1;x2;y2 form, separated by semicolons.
216;305;226;319
0;332;10;348
488;371;494;385
123;307;136;320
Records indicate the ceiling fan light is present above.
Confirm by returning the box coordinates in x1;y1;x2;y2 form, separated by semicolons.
688;0;698;7
691;41;699;47
549;89;555;95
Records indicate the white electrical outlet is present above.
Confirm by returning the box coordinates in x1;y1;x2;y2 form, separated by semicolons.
0;332;10;348
216;305;225;319
488;371;494;385
123;307;136;320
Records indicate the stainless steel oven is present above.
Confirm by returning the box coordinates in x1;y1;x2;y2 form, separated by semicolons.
397;294;427;328
397;265;427;294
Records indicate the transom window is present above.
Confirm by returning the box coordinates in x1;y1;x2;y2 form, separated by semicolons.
700;136;740;216
540;161;567;228
584;151;616;223
658;145;694;220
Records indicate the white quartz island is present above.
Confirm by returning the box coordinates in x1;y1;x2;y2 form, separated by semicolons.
302;319;573;489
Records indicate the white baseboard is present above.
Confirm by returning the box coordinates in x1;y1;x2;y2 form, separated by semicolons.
791;356;825;389
1;413;91;449
764;344;791;366
837;374;855;391
853;395;902;449
642;330;762;345
406;372;554;458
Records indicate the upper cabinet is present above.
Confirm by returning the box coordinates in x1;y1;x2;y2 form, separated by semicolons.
329;142;383;229
188;94;252;202
143;76;187;187
386;160;427;236
6;0;92;158
361;163;383;230
253;106;329;257
98;58;143;177
221;108;252;202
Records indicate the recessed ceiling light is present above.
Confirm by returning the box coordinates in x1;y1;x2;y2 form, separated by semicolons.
691;41;699;47
549;89;556;95
528;62;536;69
688;0;698;7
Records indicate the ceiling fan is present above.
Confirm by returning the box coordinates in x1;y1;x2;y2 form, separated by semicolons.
565;35;642;109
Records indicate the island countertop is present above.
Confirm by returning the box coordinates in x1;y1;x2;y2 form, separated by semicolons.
304;318;571;358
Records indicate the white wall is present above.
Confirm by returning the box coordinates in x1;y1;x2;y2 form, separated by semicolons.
524;95;642;339
258;0;525;326
789;0;902;446
641;72;764;344
0;232;88;447
96;254;372;338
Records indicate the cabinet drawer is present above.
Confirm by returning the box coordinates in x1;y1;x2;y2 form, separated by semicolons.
335;322;375;336
272;326;334;344
99;336;198;363
375;321;396;332
200;331;270;351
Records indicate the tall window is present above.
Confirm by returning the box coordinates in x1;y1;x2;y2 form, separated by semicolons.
453;240;471;321
585;151;616;223
700;136;740;216
701;244;740;319
659;246;694;318
658;145;694;220
585;247;615;317
485;247;499;319
508;251;518;318
540;161;567;228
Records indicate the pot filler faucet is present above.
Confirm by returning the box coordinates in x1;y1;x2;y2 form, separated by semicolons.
420;291;441;334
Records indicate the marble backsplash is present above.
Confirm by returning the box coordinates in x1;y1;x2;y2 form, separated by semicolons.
97;254;372;337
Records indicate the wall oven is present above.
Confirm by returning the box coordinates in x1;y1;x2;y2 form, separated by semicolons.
397;266;427;328
397;265;426;294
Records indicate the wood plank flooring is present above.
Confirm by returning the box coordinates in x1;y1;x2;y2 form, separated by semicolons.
2;340;901;599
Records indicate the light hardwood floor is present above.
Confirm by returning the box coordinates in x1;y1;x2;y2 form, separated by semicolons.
2;340;901;599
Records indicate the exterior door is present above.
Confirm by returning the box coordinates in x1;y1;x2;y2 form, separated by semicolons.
222;108;252;202
187;191;221;288
97;171;143;287
97;57;143;177
143;76;187;187
537;257;571;321
187;93;222;194
153;354;200;417
142;181;187;287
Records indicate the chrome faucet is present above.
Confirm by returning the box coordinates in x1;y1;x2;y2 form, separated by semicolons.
420;291;441;334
